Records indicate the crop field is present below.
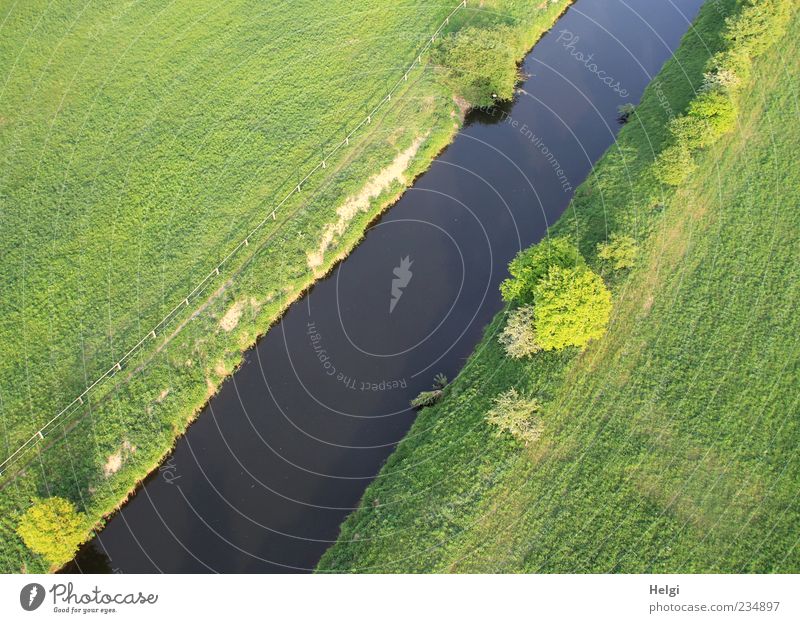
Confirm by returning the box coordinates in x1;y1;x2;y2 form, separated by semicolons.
319;0;800;572
0;0;574;571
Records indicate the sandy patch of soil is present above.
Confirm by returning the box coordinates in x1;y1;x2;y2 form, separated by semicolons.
220;301;244;331
103;441;136;477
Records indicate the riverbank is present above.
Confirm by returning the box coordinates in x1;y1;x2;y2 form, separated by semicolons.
0;0;573;572
318;0;800;572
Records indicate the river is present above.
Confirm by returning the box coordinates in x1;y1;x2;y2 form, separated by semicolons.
66;0;705;573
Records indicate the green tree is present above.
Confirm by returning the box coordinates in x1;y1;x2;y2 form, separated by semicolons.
654;143;696;186
723;0;792;56
533;265;612;351
437;26;519;107
707;48;752;87
668;114;713;150
500;237;584;305
17;497;88;567
485;388;542;444
687;88;738;142
597;233;639;271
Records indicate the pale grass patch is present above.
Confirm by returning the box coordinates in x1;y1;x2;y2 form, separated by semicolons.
307;136;425;272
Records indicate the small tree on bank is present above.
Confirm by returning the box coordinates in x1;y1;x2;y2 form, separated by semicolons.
437;26;519;108
498;305;540;359
533;265;612;351
486;388;542;444
597;233;639;271
17;497;88;567
500;237;585;305
654;143;696;186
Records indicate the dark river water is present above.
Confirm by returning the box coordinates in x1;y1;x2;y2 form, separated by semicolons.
66;0;705;573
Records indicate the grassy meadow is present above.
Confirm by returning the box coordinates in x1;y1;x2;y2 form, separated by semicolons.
318;0;800;572
0;0;574;571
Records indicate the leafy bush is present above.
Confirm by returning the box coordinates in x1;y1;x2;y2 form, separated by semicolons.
533;266;612;351
597;233;639;271
662;88;736;155
707;48;752;86
410;373;449;409
498;305;540;358
485;388;542;444
654;143;696;186
437;25;519;107
668;115;714;150
723;0;792;56
500;237;585;305
687;88;738;141
17;497;88;567
703;50;745;92
411;390;443;409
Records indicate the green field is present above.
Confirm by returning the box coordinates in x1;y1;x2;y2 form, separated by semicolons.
319;0;800;572
0;0;574;572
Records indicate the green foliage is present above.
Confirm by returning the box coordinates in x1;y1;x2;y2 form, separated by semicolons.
668;114;714;150
500;237;585;305
485;388;542;444
16;498;88;567
533;266;612;351
411;389;443;409
498;305;540;358
411;373;449;408
687;87;738;141
597;233;639;271
437;25;519;107
654;143;696;186
723;0;792;55
708;47;752;85
650;0;792;189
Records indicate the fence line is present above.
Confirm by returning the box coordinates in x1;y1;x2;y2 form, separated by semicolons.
0;0;468;478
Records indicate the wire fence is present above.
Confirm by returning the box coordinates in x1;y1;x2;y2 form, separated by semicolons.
0;0;468;479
